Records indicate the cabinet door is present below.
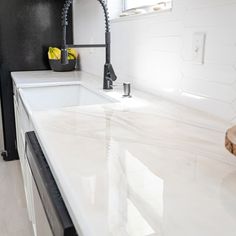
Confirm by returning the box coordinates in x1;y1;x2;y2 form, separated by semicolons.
32;177;53;236
13;93;31;161
19;97;31;140
14;94;34;223
25;159;36;232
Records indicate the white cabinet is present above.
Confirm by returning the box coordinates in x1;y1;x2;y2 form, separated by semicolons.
25;158;37;234
13;83;76;236
13;85;51;236
13;87;36;233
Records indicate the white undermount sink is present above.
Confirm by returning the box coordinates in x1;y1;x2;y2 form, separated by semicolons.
20;84;115;111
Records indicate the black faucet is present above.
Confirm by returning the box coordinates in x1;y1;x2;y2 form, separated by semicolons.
61;0;117;90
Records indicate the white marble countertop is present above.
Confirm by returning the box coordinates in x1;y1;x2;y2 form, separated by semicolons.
12;70;236;236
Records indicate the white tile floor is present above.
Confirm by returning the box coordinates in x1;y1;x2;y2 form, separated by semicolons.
0;158;34;236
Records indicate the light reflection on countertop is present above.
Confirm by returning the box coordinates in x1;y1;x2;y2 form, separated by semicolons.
12;70;236;236
107;140;164;236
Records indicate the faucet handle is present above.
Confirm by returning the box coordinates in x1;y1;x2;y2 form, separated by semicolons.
106;64;117;81
103;63;117;89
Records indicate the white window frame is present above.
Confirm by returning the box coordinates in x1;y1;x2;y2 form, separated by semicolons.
120;0;172;17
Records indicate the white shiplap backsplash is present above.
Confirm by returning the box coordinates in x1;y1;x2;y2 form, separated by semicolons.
73;0;236;122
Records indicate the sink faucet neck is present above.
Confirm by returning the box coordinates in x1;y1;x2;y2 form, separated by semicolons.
61;0;117;89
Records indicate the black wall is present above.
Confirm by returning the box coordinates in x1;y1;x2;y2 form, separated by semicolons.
0;0;73;161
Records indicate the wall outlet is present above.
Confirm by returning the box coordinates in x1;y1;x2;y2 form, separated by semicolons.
192;32;206;64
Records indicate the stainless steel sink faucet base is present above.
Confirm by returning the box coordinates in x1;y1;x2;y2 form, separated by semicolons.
123;83;132;98
61;0;117;90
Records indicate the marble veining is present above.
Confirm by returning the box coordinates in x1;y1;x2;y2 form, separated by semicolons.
13;71;236;236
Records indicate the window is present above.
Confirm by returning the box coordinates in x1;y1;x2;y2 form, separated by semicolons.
124;0;162;10
121;0;172;17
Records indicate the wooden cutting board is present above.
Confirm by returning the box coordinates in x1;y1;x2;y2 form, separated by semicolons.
225;126;236;156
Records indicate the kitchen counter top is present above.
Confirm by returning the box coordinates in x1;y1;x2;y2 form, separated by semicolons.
12;71;236;236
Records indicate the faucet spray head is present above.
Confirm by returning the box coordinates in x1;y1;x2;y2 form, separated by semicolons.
61;0;72;65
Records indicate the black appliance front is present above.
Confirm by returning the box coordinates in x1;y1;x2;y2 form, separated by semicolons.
25;131;77;236
0;0;73;161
